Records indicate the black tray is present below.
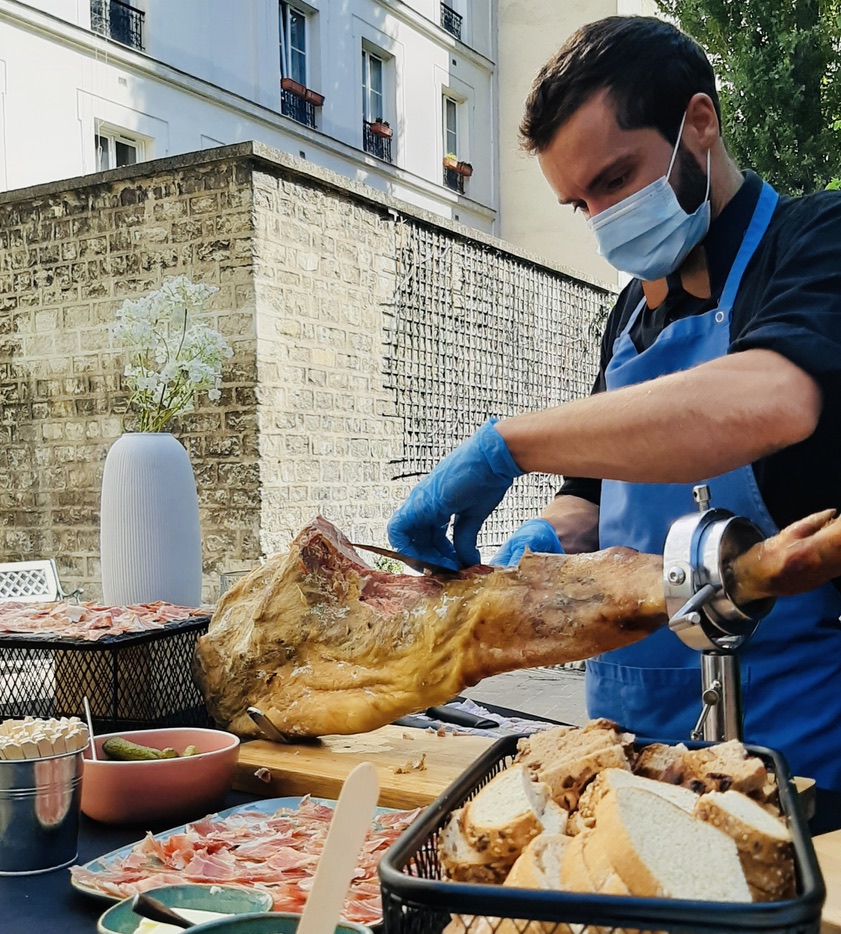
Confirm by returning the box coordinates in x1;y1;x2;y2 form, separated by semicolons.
0;615;213;731
379;735;825;934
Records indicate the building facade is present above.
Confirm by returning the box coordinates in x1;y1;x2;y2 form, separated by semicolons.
497;0;660;287
0;0;497;232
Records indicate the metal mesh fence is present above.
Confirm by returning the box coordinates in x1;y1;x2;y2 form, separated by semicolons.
383;220;613;556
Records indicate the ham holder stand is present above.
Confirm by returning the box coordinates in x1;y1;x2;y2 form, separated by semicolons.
663;484;776;742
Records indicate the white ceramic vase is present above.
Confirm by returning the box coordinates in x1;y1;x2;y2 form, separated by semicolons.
100;432;202;606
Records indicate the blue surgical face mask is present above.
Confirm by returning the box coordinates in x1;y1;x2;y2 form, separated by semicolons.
587;112;711;280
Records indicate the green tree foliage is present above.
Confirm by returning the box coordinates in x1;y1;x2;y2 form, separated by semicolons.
655;0;841;193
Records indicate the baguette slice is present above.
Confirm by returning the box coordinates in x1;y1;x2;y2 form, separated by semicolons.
438;807;515;883
589;786;752;902
461;763;550;859
694;790;796;901
574;767;698;832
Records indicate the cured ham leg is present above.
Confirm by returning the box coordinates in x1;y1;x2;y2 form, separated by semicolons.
194;512;841;738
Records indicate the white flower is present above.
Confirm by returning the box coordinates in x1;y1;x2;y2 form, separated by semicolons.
112;276;230;432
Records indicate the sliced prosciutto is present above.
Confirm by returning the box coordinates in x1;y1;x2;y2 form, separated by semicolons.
70;796;419;921
0;600;208;641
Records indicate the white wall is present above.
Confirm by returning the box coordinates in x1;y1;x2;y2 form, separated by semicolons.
0;0;497;232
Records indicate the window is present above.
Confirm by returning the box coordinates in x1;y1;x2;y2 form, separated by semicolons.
279;3;322;128
90;0;145;51
279;2;307;86
362;49;384;124
362;48;391;162
443;95;464;192
95;130;140;171
444;96;458;159
440;3;463;40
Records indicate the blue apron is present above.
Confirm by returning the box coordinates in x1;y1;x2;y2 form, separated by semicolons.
588;182;841;793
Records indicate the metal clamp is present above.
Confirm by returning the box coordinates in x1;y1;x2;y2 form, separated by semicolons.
663;485;775;652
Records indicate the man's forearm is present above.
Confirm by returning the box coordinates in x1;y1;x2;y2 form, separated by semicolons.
497;349;821;483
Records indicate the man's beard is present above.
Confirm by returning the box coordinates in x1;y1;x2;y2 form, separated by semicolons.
674;145;708;213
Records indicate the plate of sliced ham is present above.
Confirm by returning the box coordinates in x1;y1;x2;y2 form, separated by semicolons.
69;795;420;926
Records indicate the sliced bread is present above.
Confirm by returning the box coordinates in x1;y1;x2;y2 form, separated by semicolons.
573;767;698;832
515;720;634;811
694;789;796;901
675;740;768;796
504;832;570;890
632;742;689;781
438;807;515;884
461;763;549;859
451;835;574;934
588;786;752;902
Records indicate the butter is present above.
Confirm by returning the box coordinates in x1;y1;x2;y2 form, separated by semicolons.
135;907;229;932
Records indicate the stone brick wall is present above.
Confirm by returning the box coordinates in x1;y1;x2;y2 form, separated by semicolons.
251;169;407;554
0;151;260;603
0;141;612;603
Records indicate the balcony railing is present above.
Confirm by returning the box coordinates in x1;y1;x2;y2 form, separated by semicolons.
91;0;144;50
363;122;393;163
440;3;462;40
443;167;465;193
281;89;316;128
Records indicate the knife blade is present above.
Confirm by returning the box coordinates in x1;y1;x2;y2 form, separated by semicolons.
349;542;457;576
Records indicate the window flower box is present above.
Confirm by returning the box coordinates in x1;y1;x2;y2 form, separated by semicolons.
305;88;325;107
369;119;393;138
443;155;473;177
281;77;307;99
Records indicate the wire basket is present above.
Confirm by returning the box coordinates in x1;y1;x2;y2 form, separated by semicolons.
0;617;213;732
379;735;825;934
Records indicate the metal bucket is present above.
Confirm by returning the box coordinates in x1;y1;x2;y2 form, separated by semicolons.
0;747;84;874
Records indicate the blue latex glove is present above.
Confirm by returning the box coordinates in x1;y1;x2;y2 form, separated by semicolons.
490;518;564;567
387;419;524;569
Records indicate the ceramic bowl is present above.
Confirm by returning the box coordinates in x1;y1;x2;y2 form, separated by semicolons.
186;912;372;934
97;884;274;934
81;727;240;824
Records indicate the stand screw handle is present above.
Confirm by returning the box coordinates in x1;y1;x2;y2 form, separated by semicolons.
690;679;722;740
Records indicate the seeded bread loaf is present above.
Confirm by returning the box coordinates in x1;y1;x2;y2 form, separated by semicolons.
694;789;796;901
460;763;550;859
438;807;515;884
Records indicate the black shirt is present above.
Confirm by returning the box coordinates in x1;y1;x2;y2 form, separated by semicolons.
559;171;841;533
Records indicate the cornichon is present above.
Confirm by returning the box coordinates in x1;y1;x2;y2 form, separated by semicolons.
101;737;199;761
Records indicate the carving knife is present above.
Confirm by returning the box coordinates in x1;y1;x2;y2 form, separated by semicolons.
349;542;457;576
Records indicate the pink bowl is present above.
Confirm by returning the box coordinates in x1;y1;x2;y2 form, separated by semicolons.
81;727;240;825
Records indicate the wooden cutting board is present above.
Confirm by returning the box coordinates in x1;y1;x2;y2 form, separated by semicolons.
814;829;841;933
233;724;497;809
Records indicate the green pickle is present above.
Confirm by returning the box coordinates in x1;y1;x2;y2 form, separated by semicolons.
102;737;168;761
101;736;201;760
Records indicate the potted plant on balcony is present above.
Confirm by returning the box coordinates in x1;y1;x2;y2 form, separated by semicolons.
369;118;393;138
443;153;473;177
281;76;307;99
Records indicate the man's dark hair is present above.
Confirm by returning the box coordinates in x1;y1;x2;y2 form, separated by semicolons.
520;16;722;153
